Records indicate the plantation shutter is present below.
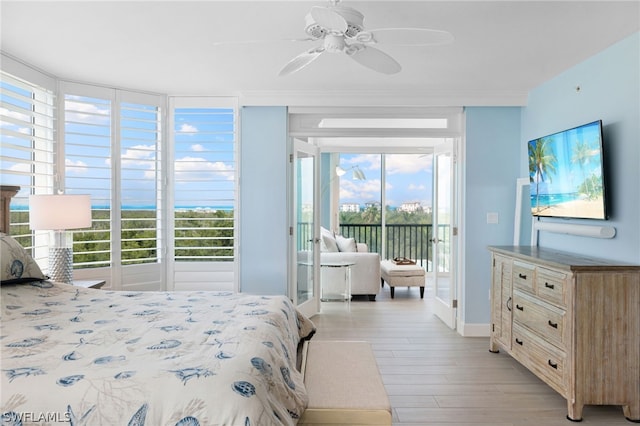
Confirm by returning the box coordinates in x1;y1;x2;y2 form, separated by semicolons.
63;85;165;273
172;104;236;261
120;96;163;265
62;85;113;269
170;97;238;291
0;59;56;262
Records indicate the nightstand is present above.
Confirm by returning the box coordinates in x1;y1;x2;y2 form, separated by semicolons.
73;279;106;289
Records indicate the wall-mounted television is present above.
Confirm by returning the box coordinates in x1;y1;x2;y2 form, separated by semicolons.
528;120;607;220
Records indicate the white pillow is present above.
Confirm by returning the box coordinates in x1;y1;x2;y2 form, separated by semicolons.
336;234;357;252
320;227;339;252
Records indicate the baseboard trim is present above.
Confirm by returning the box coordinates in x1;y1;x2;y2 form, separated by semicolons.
458;321;490;337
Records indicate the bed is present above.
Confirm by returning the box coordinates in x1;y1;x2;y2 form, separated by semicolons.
0;186;316;425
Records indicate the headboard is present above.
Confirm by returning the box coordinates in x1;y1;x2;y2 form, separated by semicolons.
0;185;20;234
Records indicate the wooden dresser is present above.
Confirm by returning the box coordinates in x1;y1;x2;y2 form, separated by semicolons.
488;246;639;422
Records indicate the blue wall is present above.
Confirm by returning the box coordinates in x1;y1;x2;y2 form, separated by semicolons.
522;32;640;263
239;106;289;295
463;32;640;327
463;107;522;325
236;33;640;323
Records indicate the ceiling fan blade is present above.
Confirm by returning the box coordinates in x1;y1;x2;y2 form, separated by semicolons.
211;37;314;47
310;6;348;33
347;44;401;75
278;47;325;76
358;28;454;46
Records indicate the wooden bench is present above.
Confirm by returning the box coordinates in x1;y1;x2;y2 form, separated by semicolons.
299;340;392;425
380;259;426;299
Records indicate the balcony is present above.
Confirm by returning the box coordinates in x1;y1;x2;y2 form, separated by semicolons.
297;223;450;272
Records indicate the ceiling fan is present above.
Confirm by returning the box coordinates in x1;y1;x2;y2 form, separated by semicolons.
279;0;454;76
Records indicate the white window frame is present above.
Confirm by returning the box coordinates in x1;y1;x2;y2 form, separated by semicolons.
168;96;239;292
59;81;167;290
1;54;56;266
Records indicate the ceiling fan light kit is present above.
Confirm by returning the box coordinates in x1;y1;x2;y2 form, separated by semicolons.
306;5;364;37
279;0;454;76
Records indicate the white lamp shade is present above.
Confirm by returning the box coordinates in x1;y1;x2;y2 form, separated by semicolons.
29;194;92;230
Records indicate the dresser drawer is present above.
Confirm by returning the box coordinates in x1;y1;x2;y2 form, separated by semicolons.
513;290;566;348
513;261;535;293
512;323;567;395
536;267;567;307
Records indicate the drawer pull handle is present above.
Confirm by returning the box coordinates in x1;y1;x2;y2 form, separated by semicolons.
518;273;527;280
506;297;512;312
544;282;555;290
548;320;558;329
548;360;558;369
515;338;523;346
516;304;524;311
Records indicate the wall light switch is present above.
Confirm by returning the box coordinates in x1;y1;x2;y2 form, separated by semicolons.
487;212;499;224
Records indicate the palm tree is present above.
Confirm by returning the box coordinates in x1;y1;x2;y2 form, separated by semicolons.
528;137;557;213
571;140;595;199
361;204;381;224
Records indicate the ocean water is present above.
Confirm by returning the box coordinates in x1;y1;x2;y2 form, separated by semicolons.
530;193;579;207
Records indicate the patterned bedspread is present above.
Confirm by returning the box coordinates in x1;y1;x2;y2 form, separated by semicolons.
0;281;316;425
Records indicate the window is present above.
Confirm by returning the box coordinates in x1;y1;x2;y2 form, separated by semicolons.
0;66;55;262
62;85;165;271
2;60;238;290
120;101;162;265
63;91;112;268
337;152;435;269
172;102;236;262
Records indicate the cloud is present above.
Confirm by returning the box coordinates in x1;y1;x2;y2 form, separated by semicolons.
0;107;29;127
174;156;235;181
342;154;381;171
64;96;110;124
191;144;205;152
386;154;432;175
9;163;30;173
65;158;89;174
340;153;432;178
0;107;38;137
122;144;156;163
340;178;381;202
179;123;198;133
408;183;427;191
104;144;157;177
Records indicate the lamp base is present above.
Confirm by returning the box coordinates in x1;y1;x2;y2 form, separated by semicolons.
49;247;73;284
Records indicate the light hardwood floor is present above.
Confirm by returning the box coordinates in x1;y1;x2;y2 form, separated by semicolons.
309;285;632;426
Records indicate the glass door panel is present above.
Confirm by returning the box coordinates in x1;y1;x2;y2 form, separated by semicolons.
432;139;457;328
292;139;320;317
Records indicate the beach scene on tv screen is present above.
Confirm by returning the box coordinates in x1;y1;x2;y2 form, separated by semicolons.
528;121;606;220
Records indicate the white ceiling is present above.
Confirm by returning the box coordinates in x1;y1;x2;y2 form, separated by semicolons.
1;1;639;105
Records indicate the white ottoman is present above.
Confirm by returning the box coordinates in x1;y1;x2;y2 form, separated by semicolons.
380;259;426;299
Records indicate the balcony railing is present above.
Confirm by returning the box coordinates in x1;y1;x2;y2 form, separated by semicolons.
297;223;450;272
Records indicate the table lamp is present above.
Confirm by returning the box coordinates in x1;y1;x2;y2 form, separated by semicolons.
29;194;92;284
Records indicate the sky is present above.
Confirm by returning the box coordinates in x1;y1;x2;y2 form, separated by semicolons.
63;103;236;210
339;153;434;208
